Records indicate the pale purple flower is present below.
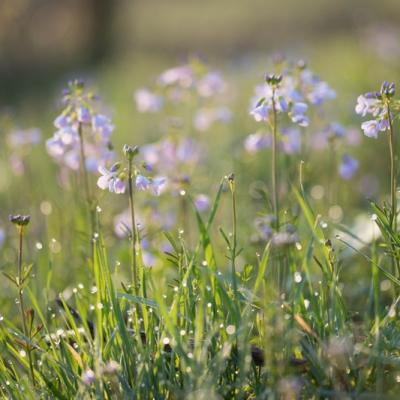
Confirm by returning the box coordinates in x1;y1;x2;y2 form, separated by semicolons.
77;106;91;124
157;65;194;88
281;128;301;154
196;71;226;97
134;89;163;113
250;104;270;122
151;177;166;196
244;133;271;154
136;175;151;191
339;154;359;180
7;128;41;148
97;166;126;194
355;94;381;117
193;107;232;131
289;102;309;126
361;120;387;138
194;194;210;212
0;228;5;248
82;369;95;385
113;208;143;238
92;114;114;139
300;69;336;105
142;251;156;267
54;114;69;129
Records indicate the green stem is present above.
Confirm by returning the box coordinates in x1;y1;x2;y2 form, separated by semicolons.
77;123;95;237
387;103;397;230
17;227;36;386
128;160;138;294
271;89;279;230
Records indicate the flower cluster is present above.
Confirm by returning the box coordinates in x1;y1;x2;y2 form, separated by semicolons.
339;154;359;180
245;127;301;155
355;81;396;138
252;215;299;246
140;136;204;179
246;61;336;155
6;127;41;175
249;63;335;128
96;145;166;196
134;60;231;132
46;79;115;172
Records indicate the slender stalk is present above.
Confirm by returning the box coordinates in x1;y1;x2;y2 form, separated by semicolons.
271;89;279;230
127;159;138;294
387;103;397;230
17;227;36;386
77;123;95;237
228;174;239;314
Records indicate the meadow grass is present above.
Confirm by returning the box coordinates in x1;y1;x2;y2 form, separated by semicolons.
0;54;400;400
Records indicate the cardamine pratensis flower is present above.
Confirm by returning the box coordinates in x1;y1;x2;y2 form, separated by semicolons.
355;81;396;138
339;154;359;180
47;79;115;172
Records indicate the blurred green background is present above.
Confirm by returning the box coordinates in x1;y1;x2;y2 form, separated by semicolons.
1;0;400;306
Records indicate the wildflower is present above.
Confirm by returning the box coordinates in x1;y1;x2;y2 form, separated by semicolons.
194;194;210;212
92;114;114;140
280;128;301;154
288;102;308;127
196;71;226;97
151;177;166;196
123;144;139;160
361;120;380;138
134;89;163;113
193;107;232;131
47;80;115;174
0;228;5;248
82;369;96;385
250;61;335;128
97;165;126;194
77;106;91;124
102;360;121;375
355;84;394;138
9;214;30;226
7;128;41;148
244;132;271;154
339;154;359;179
136;175;151;191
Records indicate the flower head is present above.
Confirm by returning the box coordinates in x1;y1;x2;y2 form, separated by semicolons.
97;165;126;194
339;154;359;180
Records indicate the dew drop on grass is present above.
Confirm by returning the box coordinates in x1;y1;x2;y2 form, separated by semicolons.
90;286;98;294
304;299;310;309
226;325;236;335
0;315;3;322
35;242;43;250
163;337;170;345
380;280;391;291
40;201;52;215
180;330;186;336
19;350;26;358
294;272;302;283
295;242;302;251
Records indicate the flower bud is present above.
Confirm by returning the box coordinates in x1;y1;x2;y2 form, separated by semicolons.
9;214;30;227
380;81;395;98
265;73;282;86
123;144;139;160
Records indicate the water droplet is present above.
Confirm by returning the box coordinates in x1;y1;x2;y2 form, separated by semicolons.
226;325;236;335
294;272;302;283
